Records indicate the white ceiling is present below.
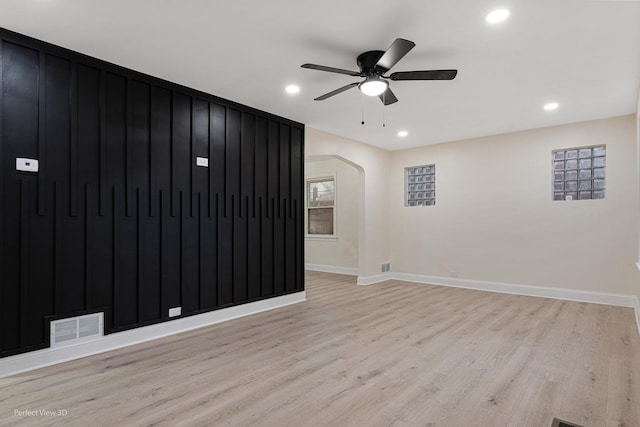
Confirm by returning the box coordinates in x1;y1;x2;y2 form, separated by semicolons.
1;0;639;150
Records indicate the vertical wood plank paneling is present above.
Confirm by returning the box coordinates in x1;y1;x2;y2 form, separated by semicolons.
84;184;92;309
2;39;42;354
280;124;291;218
149;86;157;218
200;194;216;309
226;109;241;217
210;104;226;200
262;197;273;297
291;127;304;290
179;191;186;311
111;187;119;328
268;120;280;219
77;64;101;214
137;188;143;324
233;196;248;303
218;193;233;306
170;91;177;218
69;61;78;217
241;112;255;214
198;193;203;310
141;194;160;323
159;190;167;317
193;98;209;219
190;98;195;218
125;77;133;217
173;93;191;218
45;53;71;222
99;69;107;216
105;73;126;205
53;183;62;315
37;51;46;216
154;87;171;212
0;28;304;358
131;80;150;217
19;180;29;348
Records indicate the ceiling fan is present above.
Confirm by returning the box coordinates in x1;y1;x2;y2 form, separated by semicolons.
301;38;457;105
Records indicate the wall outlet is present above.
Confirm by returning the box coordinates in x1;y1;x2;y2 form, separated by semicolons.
168;307;182;317
196;157;209;167
16;158;39;172
449;271;458;278
381;262;391;273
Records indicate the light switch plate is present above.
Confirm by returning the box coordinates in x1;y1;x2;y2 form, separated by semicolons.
16;158;39;172
196;157;209;167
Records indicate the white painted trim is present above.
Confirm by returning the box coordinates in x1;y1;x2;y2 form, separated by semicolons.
359;270;640;336
305;263;358;276
636;261;640;272
357;273;393;285
392;272;638;307
0;292;306;378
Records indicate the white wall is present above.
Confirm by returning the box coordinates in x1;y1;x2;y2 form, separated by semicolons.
637;89;640;269
305;157;359;271
389;115;640;296
305;127;390;279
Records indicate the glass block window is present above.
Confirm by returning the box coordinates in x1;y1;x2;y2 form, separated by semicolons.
553;145;605;201
406;165;436;206
306;177;335;235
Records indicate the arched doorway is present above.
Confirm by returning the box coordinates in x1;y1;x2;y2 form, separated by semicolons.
304;155;364;276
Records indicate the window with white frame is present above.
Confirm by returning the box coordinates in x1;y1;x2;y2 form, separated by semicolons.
406;165;436;206
306;177;335;236
553;145;605;201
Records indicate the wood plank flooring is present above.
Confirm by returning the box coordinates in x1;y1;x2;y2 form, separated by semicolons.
1;271;639;427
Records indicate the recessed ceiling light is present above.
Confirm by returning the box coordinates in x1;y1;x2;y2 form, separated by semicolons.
285;84;300;94
486;9;510;24
543;102;559;111
398;130;409;137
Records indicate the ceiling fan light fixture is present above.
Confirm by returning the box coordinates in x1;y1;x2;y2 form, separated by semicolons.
359;77;388;97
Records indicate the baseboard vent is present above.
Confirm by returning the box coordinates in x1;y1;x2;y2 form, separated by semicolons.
551;418;583;427
50;313;104;347
381;262;391;273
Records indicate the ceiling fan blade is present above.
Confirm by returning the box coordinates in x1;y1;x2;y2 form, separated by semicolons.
314;82;359;101
379;88;399;105
301;63;361;77
389;69;458;81
375;38;416;71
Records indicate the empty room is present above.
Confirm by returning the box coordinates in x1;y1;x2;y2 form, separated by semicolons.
1;1;639;426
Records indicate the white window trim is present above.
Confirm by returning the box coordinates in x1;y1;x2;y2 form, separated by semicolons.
305;174;337;240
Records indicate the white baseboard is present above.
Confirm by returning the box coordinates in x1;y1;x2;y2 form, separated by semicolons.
357;272;393;285
305;263;358;276
356;271;640;336
0;292;306;379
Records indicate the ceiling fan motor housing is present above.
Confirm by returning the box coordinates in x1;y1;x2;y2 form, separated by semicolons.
357;50;386;75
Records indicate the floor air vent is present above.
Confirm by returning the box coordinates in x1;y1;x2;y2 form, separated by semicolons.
551;418;583;427
50;312;104;347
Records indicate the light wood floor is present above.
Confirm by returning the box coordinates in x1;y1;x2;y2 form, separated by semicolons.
1;271;639;427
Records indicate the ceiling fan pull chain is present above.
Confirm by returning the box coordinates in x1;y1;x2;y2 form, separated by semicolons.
382;93;386;127
361;92;365;125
